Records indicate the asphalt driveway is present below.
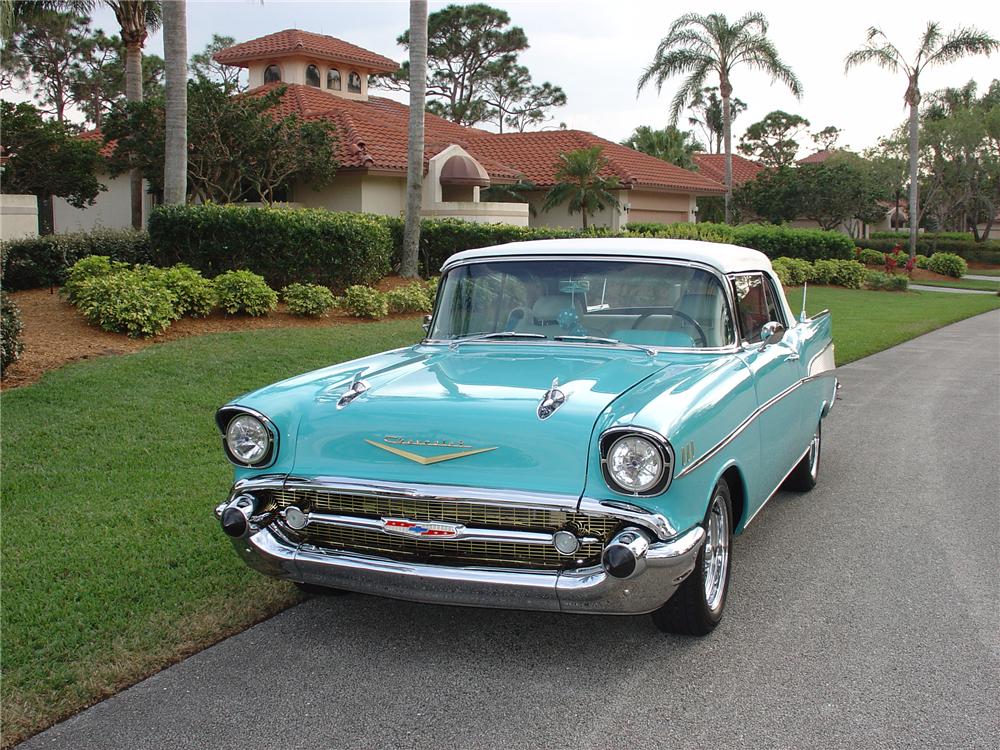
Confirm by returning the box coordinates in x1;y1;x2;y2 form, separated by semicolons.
19;310;1000;750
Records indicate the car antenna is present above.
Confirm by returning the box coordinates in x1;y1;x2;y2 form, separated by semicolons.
799;281;809;322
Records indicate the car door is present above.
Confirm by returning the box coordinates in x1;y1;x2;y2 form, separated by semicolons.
730;273;805;506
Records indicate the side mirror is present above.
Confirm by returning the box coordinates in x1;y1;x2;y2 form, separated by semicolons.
422;314;432;334
760;321;785;350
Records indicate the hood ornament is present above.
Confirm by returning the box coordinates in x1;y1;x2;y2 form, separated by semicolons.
537;377;567;420
337;373;370;409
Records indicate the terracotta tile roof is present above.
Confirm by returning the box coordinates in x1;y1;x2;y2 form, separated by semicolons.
79;128;115;158
214;29;398;73
691;153;763;187
467;131;726;194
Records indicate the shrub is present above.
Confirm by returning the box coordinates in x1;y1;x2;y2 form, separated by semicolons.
926;252;968;278
731;224;854;261
341;285;388;319
62;255;130;304
830;259;867;289
858;233;1000;263
212;270;278;316
1;291;25;373
771;256;814;285
811;259;837;284
865;271;909;291
914;254;930;269
142;264;216;317
856;247;888;266
148;205;392;289
75;270;178;338
0;229;151;290
282;283;336;317
386;282;434;313
626;221;737;243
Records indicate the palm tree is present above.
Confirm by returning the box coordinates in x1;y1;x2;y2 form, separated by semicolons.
621;125;704;170
638;12;801;223
401;0;427;279
106;0;160;227
845;23;997;258
542;146;620;229
161;0;185;205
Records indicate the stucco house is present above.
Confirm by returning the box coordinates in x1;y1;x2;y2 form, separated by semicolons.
53;28;725;233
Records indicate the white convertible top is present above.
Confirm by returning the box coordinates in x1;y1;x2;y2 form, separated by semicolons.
443;238;774;275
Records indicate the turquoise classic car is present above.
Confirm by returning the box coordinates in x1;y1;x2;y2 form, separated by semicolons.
215;238;837;635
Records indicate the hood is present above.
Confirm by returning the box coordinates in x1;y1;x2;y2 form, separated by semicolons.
242;344;692;497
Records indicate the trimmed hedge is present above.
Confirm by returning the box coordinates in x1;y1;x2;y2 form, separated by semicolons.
1;229;151;291
926;252;968;278
148;204;392;289
75;270;179;338
858;232;1000;264
865;271;909;291
281;283;336;317
341;284;388;319
212;270;278;316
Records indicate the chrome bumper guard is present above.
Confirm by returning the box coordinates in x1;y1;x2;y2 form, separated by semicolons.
229;522;704;614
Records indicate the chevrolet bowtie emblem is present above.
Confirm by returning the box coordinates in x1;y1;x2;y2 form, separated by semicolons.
365;437;496;465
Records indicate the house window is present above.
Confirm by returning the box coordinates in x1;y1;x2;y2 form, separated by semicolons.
327;69;341;90
264;64;281;83
348;71;362;93
306;64;320;88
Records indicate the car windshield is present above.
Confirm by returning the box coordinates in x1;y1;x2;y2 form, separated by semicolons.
430;259;735;349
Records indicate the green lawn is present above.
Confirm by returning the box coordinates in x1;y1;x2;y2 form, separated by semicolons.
2;289;999;746
966;268;1000;277
912;278;1000;291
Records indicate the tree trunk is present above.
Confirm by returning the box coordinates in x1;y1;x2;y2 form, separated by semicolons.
163;0;188;206
401;0;427;279
906;98;920;260
125;41;144;228
721;78;733;224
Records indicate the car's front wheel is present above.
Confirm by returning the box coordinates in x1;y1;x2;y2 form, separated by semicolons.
651;478;732;636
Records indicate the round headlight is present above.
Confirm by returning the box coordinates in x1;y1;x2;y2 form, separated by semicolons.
606;435;665;494
225;414;271;465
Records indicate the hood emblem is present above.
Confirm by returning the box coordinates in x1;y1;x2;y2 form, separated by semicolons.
365;436;496;465
337;374;370;409
383;518;464;539
537;378;567;420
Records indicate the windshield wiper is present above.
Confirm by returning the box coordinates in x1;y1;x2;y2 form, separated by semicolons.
447;332;547;350
552;335;656;356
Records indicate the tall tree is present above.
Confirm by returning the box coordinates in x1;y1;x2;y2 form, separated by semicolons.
68;32;163;129
189;33;242;94
687;87;746;153
638;12;801;222
106;0;160;227
621;125;704;170
401;0;427;279
6;9;90;122
738;110;810;168
812;125;842;151
161;0;185;205
541;146;620;229
480;62;566;133
845;22;998;257
389;3;532;127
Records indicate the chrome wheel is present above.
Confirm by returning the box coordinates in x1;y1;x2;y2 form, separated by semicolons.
808;425;821;481
703;492;730;612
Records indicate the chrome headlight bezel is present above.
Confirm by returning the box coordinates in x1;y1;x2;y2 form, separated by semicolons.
216;406;278;468
599;426;674;497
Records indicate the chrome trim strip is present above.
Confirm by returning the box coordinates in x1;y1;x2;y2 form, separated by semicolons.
740;442;812;530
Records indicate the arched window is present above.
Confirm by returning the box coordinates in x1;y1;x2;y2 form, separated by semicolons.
348;71;362;93
305;64;320;88
263;64;281;84
327;69;341;90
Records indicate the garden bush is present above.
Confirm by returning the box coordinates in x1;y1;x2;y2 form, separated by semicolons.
75;270;178;338
142;264;215;317
731;224;854;261
625;221;737;243
281;283;336;317
149;204;392;289
865;271;909;291
926;252;968;278
914;254;930;269
856;247;889;266
62;255;130;304
212;270;278;316
1;291;25;373
831;259;867;289
0;229;151;290
341;285;388;319
771;257;814;285
858;233;1000;263
386;282;434;314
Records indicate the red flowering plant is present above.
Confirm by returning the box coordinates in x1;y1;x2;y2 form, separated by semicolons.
883;253;898;273
904;255;916;275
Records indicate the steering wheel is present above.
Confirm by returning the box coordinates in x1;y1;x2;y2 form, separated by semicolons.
630;310;708;348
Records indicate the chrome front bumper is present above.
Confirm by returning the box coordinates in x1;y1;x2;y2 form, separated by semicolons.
228;522;705;615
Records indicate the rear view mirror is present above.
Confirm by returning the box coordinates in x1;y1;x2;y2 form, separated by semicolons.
760;321;785;349
422;315;432;334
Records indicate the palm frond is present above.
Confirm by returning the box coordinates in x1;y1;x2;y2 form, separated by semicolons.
924;26;998;67
637;49;712;94
668;65;710;124
739;36;803;97
732;11;768;36
844;45;900;74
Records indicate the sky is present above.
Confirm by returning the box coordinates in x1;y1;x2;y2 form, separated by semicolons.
73;0;1000;156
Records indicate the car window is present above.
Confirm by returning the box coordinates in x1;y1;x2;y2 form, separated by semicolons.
431;259;735;349
731;273;783;343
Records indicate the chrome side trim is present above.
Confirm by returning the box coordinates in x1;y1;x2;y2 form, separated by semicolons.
740;442;812;530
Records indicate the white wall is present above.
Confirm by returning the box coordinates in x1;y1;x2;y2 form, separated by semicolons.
293;172;365;212
526;189;625;230
52;173;152;232
0;194;38;240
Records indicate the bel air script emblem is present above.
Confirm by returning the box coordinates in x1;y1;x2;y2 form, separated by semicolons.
383;518;463;539
365;435;496;465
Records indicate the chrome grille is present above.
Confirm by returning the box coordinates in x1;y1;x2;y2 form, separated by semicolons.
266;487;620;569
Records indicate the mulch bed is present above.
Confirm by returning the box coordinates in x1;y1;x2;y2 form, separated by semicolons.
2;277;423;391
